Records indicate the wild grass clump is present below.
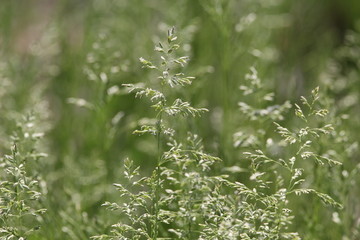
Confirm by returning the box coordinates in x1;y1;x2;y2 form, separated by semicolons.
92;27;343;240
92;27;213;240
0;114;47;239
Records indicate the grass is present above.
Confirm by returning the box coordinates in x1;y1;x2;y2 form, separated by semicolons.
0;1;360;239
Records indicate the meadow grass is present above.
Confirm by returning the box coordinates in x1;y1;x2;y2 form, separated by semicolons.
0;1;360;239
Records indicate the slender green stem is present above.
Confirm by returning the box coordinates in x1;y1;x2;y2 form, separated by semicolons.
153;104;163;240
186;179;193;240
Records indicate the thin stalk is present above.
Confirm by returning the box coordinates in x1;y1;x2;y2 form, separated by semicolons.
186;180;194;240
153;105;163;240
13;144;23;234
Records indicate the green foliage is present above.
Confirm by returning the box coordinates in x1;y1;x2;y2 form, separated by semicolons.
92;27;212;240
0;114;47;239
93;28;344;240
1;1;360;239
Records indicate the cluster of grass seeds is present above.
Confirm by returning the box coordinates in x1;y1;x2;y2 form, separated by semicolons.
91;27;218;240
0;52;51;239
241;87;343;238
234;66;292;150
90;27;252;240
0;113;47;239
91;27;344;240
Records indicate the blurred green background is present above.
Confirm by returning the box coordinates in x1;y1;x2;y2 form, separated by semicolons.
1;0;360;239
